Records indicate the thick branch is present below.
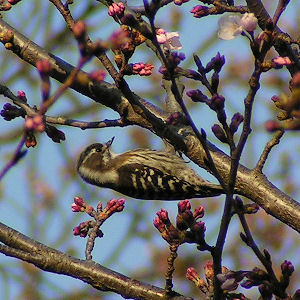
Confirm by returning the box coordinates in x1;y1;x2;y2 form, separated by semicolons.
0;19;300;233
0;222;190;300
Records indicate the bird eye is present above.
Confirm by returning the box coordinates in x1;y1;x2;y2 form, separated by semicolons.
96;148;101;152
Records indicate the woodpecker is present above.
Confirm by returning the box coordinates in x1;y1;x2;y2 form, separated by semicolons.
77;138;223;200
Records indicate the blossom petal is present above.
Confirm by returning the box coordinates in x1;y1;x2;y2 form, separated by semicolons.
218;14;243;40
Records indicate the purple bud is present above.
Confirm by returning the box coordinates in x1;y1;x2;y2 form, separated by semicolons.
211;72;219;92
186;89;208;102
209;94;225;111
1;103;25;121
190;5;209;18
212;124;227;143
157;208;170;224
281;260;294;276
193;206;205;220
206;52;225;73
45;125;66;143
178;199;191;213
230;113;244;134
193;54;204;72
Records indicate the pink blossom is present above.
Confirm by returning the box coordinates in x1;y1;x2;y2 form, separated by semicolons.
108;2;125;17
273;56;292;66
132;63;154;76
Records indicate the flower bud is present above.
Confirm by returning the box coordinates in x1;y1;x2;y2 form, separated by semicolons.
212;124;227;143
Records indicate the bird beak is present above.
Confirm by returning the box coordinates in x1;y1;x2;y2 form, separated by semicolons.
105;137;115;148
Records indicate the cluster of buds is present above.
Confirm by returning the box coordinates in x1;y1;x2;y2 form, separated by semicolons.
0;103;25;121
72;197;125;238
185;53;225;95
71;196;94;215
212;113;244;144
190;5;210;18
25;115;45;132
153;200;210;250
265;72;300;132
271;87;300;119
239;261;295;298
187;260;296;298
131;62;154;76
110;26;146;65
0;29;14;50
73;220;99;238
108;2;125;17
186;262;245;297
25;131;37;148
159;52;185;77
205;52;225;74
103;198;126;217
272;56;292;68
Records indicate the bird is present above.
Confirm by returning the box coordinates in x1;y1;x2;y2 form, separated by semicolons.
77;137;223;200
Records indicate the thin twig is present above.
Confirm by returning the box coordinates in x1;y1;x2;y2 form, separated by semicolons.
255;129;284;173
40;58;86;114
0;135;26;181
0;83;128;130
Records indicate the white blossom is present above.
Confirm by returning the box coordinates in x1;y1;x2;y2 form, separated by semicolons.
241;13;258;32
218;15;243;40
156;29;182;50
218;13;258;40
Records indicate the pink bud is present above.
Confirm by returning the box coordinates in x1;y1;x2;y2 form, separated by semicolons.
72;21;86;39
36;59;51;75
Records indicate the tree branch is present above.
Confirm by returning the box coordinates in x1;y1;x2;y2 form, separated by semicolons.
0;222;190;300
0;19;299;233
